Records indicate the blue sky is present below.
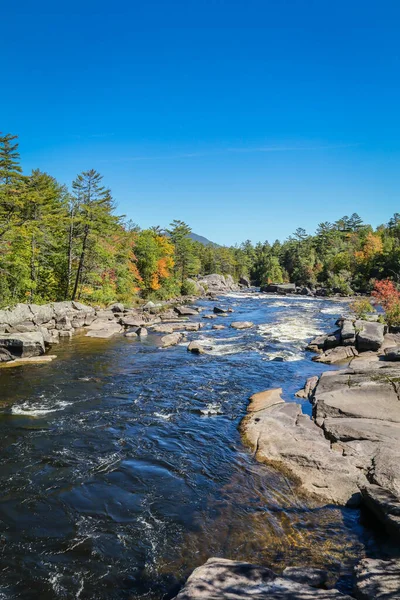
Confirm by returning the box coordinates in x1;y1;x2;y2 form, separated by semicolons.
2;0;400;245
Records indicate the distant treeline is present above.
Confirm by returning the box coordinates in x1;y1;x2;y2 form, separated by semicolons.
0;133;399;306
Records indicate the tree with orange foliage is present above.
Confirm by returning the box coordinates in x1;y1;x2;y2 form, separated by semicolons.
355;232;383;264
372;279;400;327
133;229;176;296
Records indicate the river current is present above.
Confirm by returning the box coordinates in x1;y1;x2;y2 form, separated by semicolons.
0;293;389;599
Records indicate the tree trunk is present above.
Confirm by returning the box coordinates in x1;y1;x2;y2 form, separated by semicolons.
65;211;74;299
72;225;89;301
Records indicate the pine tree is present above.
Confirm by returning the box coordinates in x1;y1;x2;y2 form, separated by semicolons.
70;170;118;300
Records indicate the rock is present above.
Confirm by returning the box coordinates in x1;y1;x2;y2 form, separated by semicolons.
184;323;202;331
52;301;74;317
0;332;45;358
93;309;115;321
152;324;175;334
355;320;385;352
137;327;148;337
186;278;206;296
107;302;124;313
299;286;314;296
231;321;254;330
58;330;73;338
212;325;226;330
213;306;228;314
1;355;57;367
143;301;156;310
282;567;328;588
313;369;400;424
125;329;139;338
354;558;400;599
248;388;285;412
174;306;199;316
239;276;250;287
160;333;183;348
187;341;207;354
341;319;356;345
315;287;329;297
312;364;400;536
261;283;296;294
120;316;145;327
197;273;239;292
0;348;13;362
29;303;54;325
56;315;72;331
49;330;60;344
241;389;362;506
361;484;400;538
384;345;400;361
172;558;353;600
70;316;86;329
295;376;319;399
312;346;358;364
202;314;217;319
85;321;123;338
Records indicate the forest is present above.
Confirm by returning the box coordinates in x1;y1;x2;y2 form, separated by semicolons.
1;133;399;308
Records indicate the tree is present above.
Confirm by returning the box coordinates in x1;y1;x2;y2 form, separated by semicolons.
167;220;200;284
70;170;119;300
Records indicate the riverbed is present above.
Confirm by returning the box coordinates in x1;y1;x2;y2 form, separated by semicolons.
0;293;390;599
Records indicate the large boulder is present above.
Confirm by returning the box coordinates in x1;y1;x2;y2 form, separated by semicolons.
160;332;183;348
29;303;55;325
313;346;358;364
172;558;353;600
341;319;356;346
197;274;239;292
261;283;296;294
0;332;45;357
239;276;251;287
241;389;362;506
355;320;385;352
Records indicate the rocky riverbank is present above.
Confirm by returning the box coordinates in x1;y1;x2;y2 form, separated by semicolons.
174;309;400;599
0;274;246;364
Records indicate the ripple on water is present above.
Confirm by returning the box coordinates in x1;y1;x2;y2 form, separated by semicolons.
0;293;391;599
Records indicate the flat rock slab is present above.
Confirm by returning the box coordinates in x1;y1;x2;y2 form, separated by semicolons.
175;306;198;316
172;558;353;600
86;321;123;338
0;355;57;367
354;558;400;599
241;390;362;506
231;321;254;329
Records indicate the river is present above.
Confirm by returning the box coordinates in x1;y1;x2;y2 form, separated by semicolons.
0;293;390;599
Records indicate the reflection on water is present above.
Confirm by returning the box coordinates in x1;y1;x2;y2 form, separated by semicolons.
0;294;391;599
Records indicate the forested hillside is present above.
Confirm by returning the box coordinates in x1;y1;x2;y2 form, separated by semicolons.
0;133;399;307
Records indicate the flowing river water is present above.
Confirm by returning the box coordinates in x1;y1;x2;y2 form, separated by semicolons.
0;293;391;599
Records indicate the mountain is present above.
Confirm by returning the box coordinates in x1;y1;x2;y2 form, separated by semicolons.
189;232;218;246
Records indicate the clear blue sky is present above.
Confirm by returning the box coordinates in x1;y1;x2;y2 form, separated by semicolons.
2;0;400;245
